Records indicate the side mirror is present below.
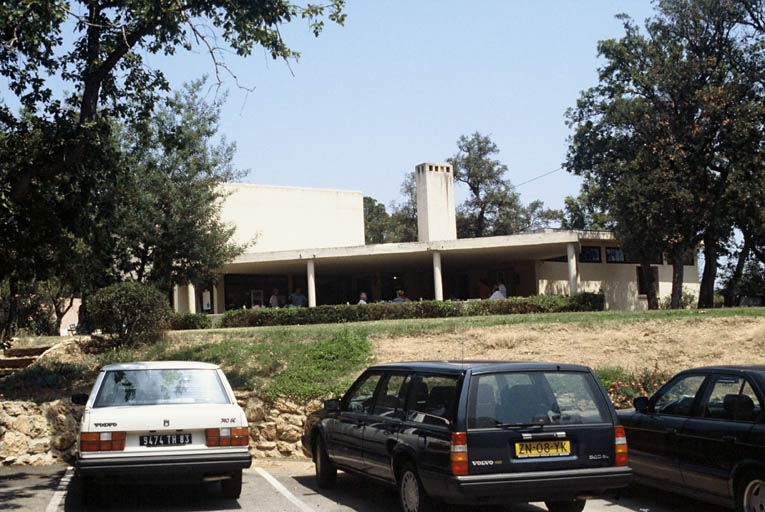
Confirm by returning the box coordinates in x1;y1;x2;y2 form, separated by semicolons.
71;393;89;406
324;399;341;412
633;396;649;413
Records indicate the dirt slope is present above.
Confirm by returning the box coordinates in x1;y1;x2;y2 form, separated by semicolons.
371;316;765;372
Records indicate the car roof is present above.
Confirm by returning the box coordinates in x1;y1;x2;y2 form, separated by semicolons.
680;365;765;377
369;360;592;374
100;361;221;371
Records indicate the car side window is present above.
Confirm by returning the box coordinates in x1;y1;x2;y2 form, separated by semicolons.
700;375;744;420
346;373;382;414
653;374;705;416
406;375;458;428
372;373;410;418
739;382;762;422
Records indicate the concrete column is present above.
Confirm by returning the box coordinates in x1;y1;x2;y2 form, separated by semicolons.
173;285;180;313
432;251;444;301
307;260;316;308
187;283;197;314
567;243;579;295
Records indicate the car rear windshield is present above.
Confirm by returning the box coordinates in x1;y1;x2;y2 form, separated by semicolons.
468;371;611;428
93;369;229;407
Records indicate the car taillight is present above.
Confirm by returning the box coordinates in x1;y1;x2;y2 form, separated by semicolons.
206;427;249;447
614;425;628;466
80;431;126;452
451;432;468;476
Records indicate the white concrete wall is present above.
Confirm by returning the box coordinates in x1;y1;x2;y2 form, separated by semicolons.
536;259;700;311
220;183;365;253
416;163;457;242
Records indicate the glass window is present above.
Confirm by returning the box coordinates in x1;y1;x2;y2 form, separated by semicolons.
580;246;602;263
739;381;762;422
467;372;610;428
345;373;382;414
606;247;629;263
653;374;705;416
94;369;229;407
406;375;459;427
700;375;743;419
372;374;410;418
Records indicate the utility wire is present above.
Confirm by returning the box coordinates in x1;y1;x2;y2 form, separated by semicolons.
514;167;563;188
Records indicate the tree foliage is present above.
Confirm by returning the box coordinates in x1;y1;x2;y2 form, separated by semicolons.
566;0;764;309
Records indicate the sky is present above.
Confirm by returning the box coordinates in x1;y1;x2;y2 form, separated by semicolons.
18;1;660;213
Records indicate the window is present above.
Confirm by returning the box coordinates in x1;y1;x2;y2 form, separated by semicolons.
94;369;229;407
606;247;662;264
346;373;382;414
372;373;410;418
406;375;459;427
636;266;659;296
700;375;762;422
653;374;705;416
467;372;610;428
580;246;602;263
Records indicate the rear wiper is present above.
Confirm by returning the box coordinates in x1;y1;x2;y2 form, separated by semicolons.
495;421;545;429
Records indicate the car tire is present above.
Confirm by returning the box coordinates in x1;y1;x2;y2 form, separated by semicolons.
736;472;765;512
221;469;242;499
545;499;586;512
315;436;337;488
398;462;434;512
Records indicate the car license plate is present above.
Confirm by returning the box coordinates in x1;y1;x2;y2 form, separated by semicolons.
140;434;192;447
515;440;570;458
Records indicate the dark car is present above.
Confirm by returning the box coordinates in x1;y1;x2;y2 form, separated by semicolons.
617;365;765;511
301;361;631;512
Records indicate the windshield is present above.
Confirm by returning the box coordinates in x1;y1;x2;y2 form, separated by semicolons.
93;369;229;407
468;371;610;428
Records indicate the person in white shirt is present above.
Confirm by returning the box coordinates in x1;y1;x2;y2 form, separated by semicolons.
358;292;368;305
489;285;505;301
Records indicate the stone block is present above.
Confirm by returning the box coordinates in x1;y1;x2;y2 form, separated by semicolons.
0;431;28;458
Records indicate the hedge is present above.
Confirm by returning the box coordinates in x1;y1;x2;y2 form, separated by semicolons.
220;292;605;328
168;312;213;330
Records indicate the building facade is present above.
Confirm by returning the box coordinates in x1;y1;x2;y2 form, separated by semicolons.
174;163;700;313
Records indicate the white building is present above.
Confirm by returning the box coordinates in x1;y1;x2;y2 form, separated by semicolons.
174;163;699;313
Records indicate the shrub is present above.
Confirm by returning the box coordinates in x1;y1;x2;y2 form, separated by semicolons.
602;366;673;409
90;282;170;345
220;294;603;329
660;287;697;310
168;312;212;330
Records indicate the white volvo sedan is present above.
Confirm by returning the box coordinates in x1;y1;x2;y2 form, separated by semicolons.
72;361;252;504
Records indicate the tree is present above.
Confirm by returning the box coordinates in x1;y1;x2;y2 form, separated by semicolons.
560;181;615;231
388;172;419;243
565;1;764;309
109;79;246;295
0;0;346;340
363;197;391;244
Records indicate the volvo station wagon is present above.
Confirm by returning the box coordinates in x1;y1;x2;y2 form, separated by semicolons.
72;361;252;504
302;361;631;512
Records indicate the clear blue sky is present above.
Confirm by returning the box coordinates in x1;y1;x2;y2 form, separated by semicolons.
72;2;663;212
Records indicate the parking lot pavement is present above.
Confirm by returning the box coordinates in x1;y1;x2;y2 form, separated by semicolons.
1;460;725;512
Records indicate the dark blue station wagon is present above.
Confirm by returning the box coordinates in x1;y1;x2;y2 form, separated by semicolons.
302;361;632;512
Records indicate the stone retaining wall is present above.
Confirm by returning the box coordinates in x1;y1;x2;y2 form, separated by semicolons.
0;393;320;466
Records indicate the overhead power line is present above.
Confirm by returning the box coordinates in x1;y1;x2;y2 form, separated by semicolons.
515;167;563;188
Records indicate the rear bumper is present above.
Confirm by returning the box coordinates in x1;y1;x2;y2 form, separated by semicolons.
75;451;252;482
420;466;632;505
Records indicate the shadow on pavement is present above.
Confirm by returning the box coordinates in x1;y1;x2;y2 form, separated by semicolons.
601;484;724;512
63;474;244;511
292;472;546;512
0;467;68;511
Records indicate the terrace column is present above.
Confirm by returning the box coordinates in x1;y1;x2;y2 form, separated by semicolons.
173;285;180;312
187;283;197;314
307;260;316;307
432;251;444;301
567;243;578;295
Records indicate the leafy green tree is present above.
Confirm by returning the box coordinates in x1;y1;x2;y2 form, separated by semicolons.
447;132;560;238
388;172;419;243
566;1;763;309
110;79;245;294
560;181;614;231
363;197;392;244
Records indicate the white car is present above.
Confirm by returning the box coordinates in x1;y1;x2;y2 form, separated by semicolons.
72;361;252;504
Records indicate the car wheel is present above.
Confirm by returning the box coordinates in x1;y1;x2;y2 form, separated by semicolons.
399;463;433;512
315;436;337;488
545;499;586;512
737;473;765;512
221;469;242;499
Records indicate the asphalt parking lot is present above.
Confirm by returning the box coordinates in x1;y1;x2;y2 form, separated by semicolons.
0;460;723;512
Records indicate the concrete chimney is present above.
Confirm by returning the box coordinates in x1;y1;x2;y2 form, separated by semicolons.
415;162;457;242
